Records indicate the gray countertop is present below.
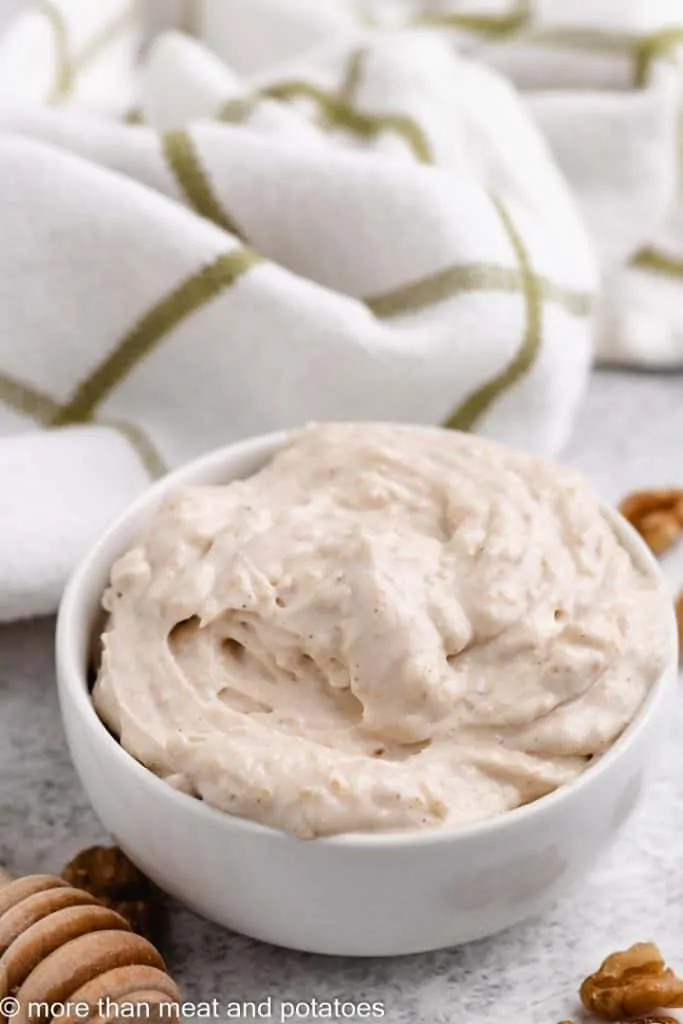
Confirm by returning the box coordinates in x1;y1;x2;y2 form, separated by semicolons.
2;369;683;1022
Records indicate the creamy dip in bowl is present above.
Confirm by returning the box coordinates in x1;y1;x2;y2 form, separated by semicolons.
93;423;670;839
56;425;678;955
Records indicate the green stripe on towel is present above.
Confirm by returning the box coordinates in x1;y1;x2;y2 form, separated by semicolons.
0;373;62;424
414;0;530;37
0;375;166;480
339;48;368;104
443;196;542;432
217;96;259;124
366;263;592;319
38;0;73;102
103;419;169;478
634;27;683;86
162;130;248;240
261;81;433;164
52;248;261;425
632;246;683;278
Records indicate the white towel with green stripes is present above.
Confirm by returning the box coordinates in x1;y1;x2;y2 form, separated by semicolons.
178;0;683;369
0;0;598;621
455;0;683;369
0;0;139;112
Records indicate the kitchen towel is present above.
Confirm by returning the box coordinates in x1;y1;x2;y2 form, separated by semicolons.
0;0;608;620
0;0;139;111
178;0;683;368
454;0;683;368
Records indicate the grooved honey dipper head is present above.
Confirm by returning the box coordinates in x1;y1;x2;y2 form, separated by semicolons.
0;873;180;1024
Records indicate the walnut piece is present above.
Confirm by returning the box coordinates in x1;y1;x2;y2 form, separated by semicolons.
619;489;683;556
62;845;159;940
625;1018;681;1023
580;943;683;1020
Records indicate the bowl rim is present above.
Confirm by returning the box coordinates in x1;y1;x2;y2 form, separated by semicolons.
56;425;680;849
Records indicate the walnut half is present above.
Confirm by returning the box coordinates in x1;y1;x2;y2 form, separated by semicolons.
625;1018;681;1023
580;943;683;1020
561;1019;679;1024
62;845;159;940
619;489;683;556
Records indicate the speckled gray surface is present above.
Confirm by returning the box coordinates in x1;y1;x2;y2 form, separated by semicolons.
2;369;683;1022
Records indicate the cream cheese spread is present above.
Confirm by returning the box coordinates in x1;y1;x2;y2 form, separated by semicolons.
93;423;670;837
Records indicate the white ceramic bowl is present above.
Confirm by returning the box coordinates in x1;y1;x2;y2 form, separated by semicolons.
56;429;679;957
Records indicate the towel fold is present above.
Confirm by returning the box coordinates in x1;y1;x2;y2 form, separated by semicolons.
5;0;675;622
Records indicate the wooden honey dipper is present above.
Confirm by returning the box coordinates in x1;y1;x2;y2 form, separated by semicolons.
0;866;181;1024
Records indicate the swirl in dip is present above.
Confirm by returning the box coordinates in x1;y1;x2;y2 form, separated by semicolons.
93;423;670;838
